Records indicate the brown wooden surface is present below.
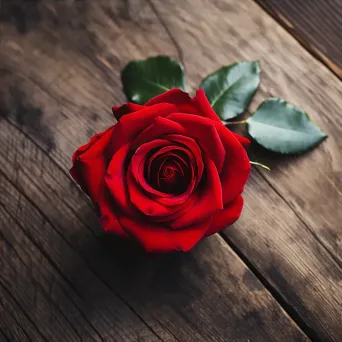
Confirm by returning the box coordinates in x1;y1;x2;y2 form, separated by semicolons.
255;0;342;78
0;0;342;341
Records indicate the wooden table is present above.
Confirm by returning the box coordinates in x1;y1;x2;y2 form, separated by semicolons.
1;0;341;341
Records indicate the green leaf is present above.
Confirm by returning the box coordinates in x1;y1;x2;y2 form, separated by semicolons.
121;56;186;104
200;61;260;120
247;98;327;154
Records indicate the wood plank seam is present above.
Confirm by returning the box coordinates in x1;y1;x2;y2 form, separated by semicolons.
253;0;342;80
219;232;317;342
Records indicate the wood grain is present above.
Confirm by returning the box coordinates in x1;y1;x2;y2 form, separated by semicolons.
0;0;309;341
255;0;342;78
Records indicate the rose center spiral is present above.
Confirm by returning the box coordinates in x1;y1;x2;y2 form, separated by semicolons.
146;148;191;194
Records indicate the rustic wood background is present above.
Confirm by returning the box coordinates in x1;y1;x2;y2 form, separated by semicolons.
1;0;341;341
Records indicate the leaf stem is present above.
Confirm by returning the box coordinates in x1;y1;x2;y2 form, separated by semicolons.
222;119;248;125
250;161;271;171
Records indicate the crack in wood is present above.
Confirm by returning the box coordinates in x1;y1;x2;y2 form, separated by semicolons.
219;232;317;342
147;0;184;65
254;0;342;80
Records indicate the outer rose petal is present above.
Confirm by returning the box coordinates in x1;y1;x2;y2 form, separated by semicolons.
146;89;222;124
70;127;128;238
112;102;146;120
214;123;251;205
146;88;193;106
118;214;212;252
145;88;200;115
98;189;129;237
205;195;244;237
192;89;221;123
109;103;178;156
70;126;114;201
230;131;251;149
105;144;137;217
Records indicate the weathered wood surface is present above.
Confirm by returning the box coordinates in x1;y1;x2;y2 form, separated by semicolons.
0;0;341;341
255;0;342;78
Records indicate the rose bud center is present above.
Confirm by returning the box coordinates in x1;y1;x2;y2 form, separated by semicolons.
146;148;191;195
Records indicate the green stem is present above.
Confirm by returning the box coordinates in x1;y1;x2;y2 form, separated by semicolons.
250;161;271;171
222;119;248;125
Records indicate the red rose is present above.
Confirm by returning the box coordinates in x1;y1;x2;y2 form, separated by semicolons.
70;89;250;252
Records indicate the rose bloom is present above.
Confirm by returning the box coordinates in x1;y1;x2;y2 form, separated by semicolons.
70;89;250;252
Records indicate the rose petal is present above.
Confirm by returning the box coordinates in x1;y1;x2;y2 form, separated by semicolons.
112;102;146;121
98;189;129;237
192;89;221;123
163;134;204;189
146;147;189;183
131;116;187;150
230;131;251;149
131;139;174;198
105;144;137;216
71;126;114;163
166;113;226;173
205;195;244;236
215;123;251;205
131;138;200;208
70;126;114;201
109;103;178;156
169;152;223;229
129;142;196;219
118;214;211;252
127;165;186;217
145;89;198;116
146;89;222;124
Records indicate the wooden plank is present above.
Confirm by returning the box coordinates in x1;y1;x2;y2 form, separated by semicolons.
0;1;308;341
255;0;342;78
147;0;342;340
